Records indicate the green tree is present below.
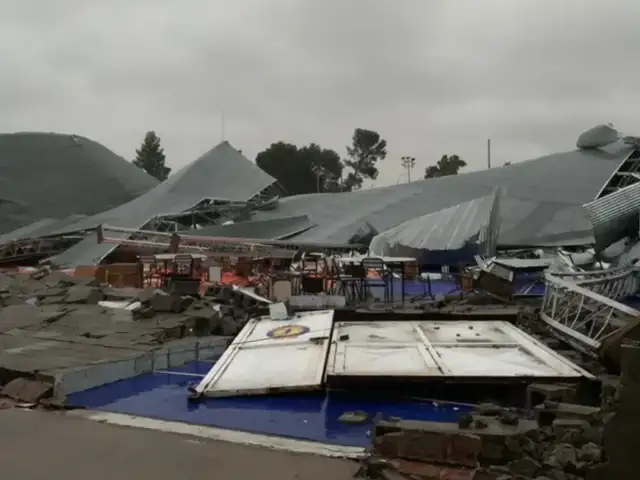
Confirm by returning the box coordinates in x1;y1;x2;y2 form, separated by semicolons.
503;161;512;166
424;154;467;179
256;142;344;196
343;128;387;190
133;131;171;181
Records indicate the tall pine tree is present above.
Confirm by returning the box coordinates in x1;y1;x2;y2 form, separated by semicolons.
133;131;171;181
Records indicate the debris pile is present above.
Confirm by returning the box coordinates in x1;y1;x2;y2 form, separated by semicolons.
516;309;607;376
0;269;265;338
0;268;267;404
587;340;640;479
359;400;611;479
354;335;640;480
353;334;636;480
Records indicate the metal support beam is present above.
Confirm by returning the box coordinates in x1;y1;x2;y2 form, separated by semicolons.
540;269;640;357
96;224;360;258
0;233;89;265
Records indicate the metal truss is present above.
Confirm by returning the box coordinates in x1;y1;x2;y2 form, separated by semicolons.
97;224;358;259
549;265;639;300
540;269;640;357
160;191;283;229
0;233;87;265
595;147;640;199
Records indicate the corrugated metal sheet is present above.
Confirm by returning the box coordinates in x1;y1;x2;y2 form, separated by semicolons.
247;141;632;247
368;190;500;264
193;215;316;240
583;181;640;252
0;138;632;264
50;142;277;266
0;215;90;245
0;133;158;234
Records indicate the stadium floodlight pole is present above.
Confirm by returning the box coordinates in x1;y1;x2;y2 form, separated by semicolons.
401;156;416;183
311;165;325;193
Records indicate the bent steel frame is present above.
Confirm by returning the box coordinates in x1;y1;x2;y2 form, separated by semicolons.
97;224;360;259
540;268;640;357
0;232;91;266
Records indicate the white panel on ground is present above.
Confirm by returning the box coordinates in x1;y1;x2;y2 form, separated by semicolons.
325;321;594;381
194;310;335;397
326;321;445;377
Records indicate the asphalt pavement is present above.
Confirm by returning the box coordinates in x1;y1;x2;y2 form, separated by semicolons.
0;408;356;480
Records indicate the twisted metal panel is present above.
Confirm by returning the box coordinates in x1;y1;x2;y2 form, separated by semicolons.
540;270;640;356
584;181;640;252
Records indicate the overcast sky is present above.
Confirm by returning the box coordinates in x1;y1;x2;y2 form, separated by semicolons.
1;0;639;186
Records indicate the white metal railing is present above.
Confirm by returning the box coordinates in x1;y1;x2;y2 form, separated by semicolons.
540;270;640;356
549;265;639;298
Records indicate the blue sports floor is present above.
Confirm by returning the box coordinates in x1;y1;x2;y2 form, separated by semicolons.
66;278;638;447
67;360;471;447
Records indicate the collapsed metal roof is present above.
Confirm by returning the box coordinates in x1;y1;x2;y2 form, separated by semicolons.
0;133;158;234
50;141;278;266
192;215;316;240
368;190;500;264
247;140;634;247
0;129;636;267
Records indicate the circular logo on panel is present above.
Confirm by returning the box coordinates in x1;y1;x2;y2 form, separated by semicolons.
266;324;310;339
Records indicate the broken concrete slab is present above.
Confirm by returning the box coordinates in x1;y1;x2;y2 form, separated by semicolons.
0;332;229;399
149;293;188;313
535;402;601;427
63;285;104;304
218;316;239;336
0;304;71;333
101;287;145;301
44;271;100;288
35;286;68;298
526;383;578;409
374;427;482;467
136;287;162;304
1;377;52;403
552;418;591;437
374;417;538;468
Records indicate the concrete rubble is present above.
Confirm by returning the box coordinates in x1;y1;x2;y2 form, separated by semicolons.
0;268;267;404
1;256;637;479
355;326;640;480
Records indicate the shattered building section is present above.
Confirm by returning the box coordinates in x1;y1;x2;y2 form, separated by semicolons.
191;215;317;240
1;126;640;478
540;268;639;364
241;136;632;249
0;133;158;235
0;142;283;266
583;181;640;254
0;268;268;401
368;189;500;265
538;139;640;372
0;126;636;269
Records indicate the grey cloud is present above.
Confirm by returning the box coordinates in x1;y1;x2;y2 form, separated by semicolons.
0;0;639;182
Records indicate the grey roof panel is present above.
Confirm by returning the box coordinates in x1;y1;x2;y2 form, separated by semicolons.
12;139;633;266
51;142;277;266
0;218;59;244
583;182;640;252
248;143;632;247
0;132;158;234
0;214;89;245
193;215;316;240
370;191;498;251
368;191;500;263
